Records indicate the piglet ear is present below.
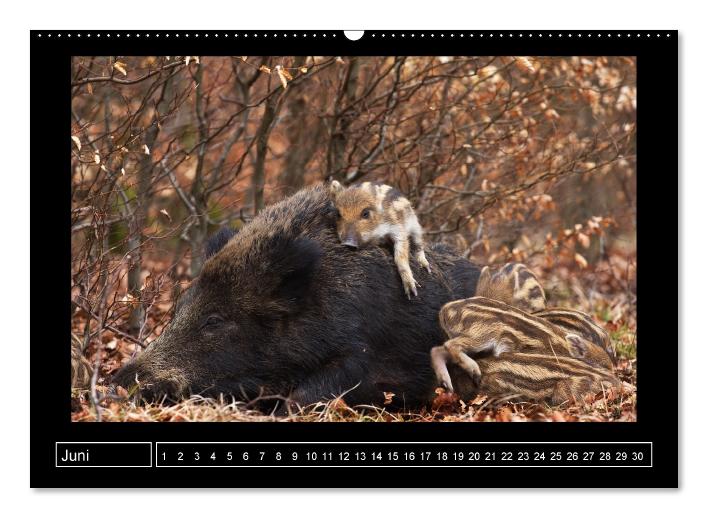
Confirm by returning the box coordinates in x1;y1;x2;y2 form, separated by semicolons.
259;235;323;317
476;265;491;296
329;180;344;196
566;333;589;358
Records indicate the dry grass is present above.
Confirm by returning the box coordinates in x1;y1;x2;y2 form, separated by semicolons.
71;373;636;423
71;350;636;423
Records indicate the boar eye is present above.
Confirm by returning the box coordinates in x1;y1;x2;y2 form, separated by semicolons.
335;209;341;219
202;314;224;330
361;208;371;219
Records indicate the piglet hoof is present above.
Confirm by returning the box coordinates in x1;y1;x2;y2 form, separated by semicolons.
471;371;482;388
419;258;431;274
403;279;419;299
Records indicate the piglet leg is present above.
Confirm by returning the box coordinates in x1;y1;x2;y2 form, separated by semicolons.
393;237;419;298
430;345;454;393
410;223;431;273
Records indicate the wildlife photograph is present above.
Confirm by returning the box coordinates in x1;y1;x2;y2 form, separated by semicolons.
70;54;637;422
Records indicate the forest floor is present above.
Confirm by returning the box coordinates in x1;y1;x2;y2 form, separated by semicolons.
71;256;637;423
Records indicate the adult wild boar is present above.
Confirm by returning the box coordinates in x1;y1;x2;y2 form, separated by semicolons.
113;185;480;407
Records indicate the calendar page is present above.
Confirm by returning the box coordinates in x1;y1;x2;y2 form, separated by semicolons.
30;29;677;488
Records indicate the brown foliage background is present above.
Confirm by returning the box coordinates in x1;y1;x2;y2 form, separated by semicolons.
70;56;636;421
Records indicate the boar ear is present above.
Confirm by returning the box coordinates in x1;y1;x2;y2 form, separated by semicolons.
205;227;238;259
329;180;344;196
260;236;322;316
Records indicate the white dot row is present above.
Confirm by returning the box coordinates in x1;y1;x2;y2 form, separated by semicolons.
370;32;673;39
33;31;673;39
34;32;340;39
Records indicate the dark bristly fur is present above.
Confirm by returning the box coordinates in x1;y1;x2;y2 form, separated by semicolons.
204;227;238;259
113;185;480;407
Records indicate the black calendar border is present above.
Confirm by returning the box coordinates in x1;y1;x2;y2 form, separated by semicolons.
30;29;679;488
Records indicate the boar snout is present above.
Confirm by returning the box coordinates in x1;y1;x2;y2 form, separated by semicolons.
112;356;189;402
111;360;141;391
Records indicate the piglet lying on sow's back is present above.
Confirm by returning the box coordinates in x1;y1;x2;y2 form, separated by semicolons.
112;185;480;408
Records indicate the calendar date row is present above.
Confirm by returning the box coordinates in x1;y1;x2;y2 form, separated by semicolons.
156;443;651;468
